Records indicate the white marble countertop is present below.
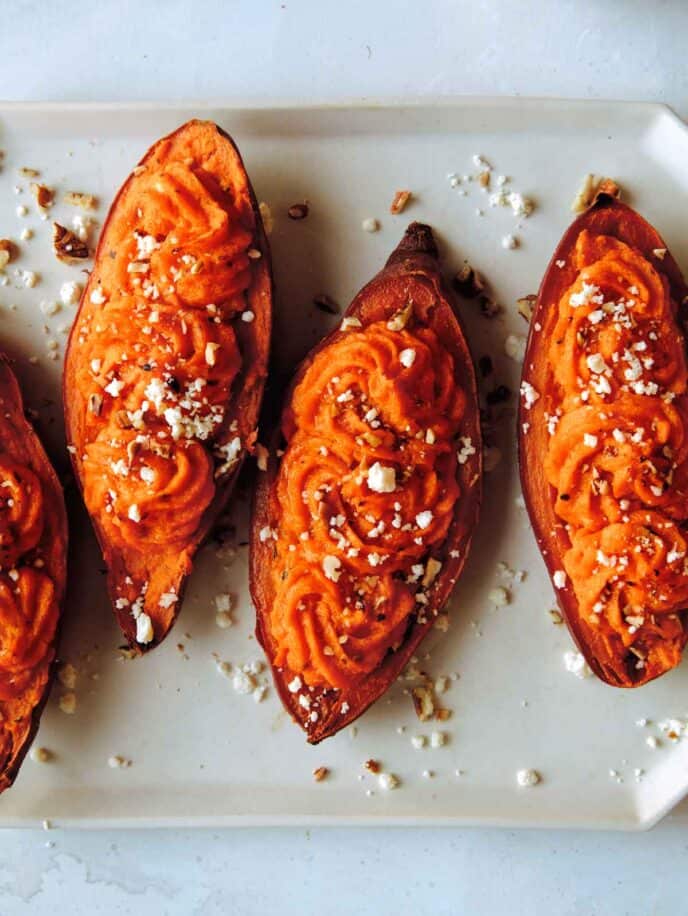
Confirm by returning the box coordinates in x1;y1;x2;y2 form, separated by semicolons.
2;1;688;912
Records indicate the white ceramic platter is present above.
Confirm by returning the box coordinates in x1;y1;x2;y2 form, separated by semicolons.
1;99;688;830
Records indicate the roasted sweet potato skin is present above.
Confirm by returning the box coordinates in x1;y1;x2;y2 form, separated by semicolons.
519;196;688;687
251;223;482;742
63;120;272;651
0;357;67;792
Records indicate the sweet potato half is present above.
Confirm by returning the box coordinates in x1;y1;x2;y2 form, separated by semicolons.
251;223;482;742
0;358;67;792
519;195;688;686
64;120;272;651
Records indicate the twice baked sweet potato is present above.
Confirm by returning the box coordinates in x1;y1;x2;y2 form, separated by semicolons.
251;223;482;742
519;195;688;686
0;357;67;792
63;120;272;650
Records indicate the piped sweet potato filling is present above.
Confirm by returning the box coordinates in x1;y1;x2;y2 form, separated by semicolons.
268;311;469;694
543;230;688;674
72;152;256;642
0;460;59;767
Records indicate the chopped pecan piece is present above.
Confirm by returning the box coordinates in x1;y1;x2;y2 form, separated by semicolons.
517;294;537;323
287;203;309;220
30;183;54;209
452;264;484;299
390;190;412;214
571;174;621;214
63;191;98;210
53;223;90;262
0;239;15;271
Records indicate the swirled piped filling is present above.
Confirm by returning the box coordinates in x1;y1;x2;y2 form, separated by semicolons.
267;307;468;707
0;459;58;701
541;230;688;673
73;157;258;641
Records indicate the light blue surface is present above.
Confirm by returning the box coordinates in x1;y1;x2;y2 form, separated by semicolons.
3;0;688;912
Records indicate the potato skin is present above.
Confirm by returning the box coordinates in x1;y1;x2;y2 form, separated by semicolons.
63;120;272;650
518;195;688;687
0;357;67;792
250;223;482;742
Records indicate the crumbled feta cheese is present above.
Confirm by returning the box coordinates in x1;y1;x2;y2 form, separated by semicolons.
288;676;302;693
504;334;526;362
430;731;446;748
377;772;399;790
241;310;255;323
508;192;533;218
367;462;396;493
322;555;342;582
104;378;124;397
520;381;539;410
127;504;141;523
488;586;510;607
399;348;416;368
362;217;380;233
553;570;567;589
563;650;591;679
72;214;93;241
340;316;362;331
90;287;106;305
30;746;52;764
411;735;427;749
38;299;62;316
570;281;601;308
502;234;518;250
205;341;221;366
216;610;233;629
60;280;82;306
586;353;608;374
415;510;433;530
583;433;598;447
232;670;256;695
135;613;154;644
457;437;476;465
516;768;540;787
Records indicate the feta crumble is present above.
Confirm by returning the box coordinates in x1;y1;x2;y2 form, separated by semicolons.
553;570;567;589
563;650;591;679
322;555;342;582
367;462;396;493
516;768;540;787
415;510;433;530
